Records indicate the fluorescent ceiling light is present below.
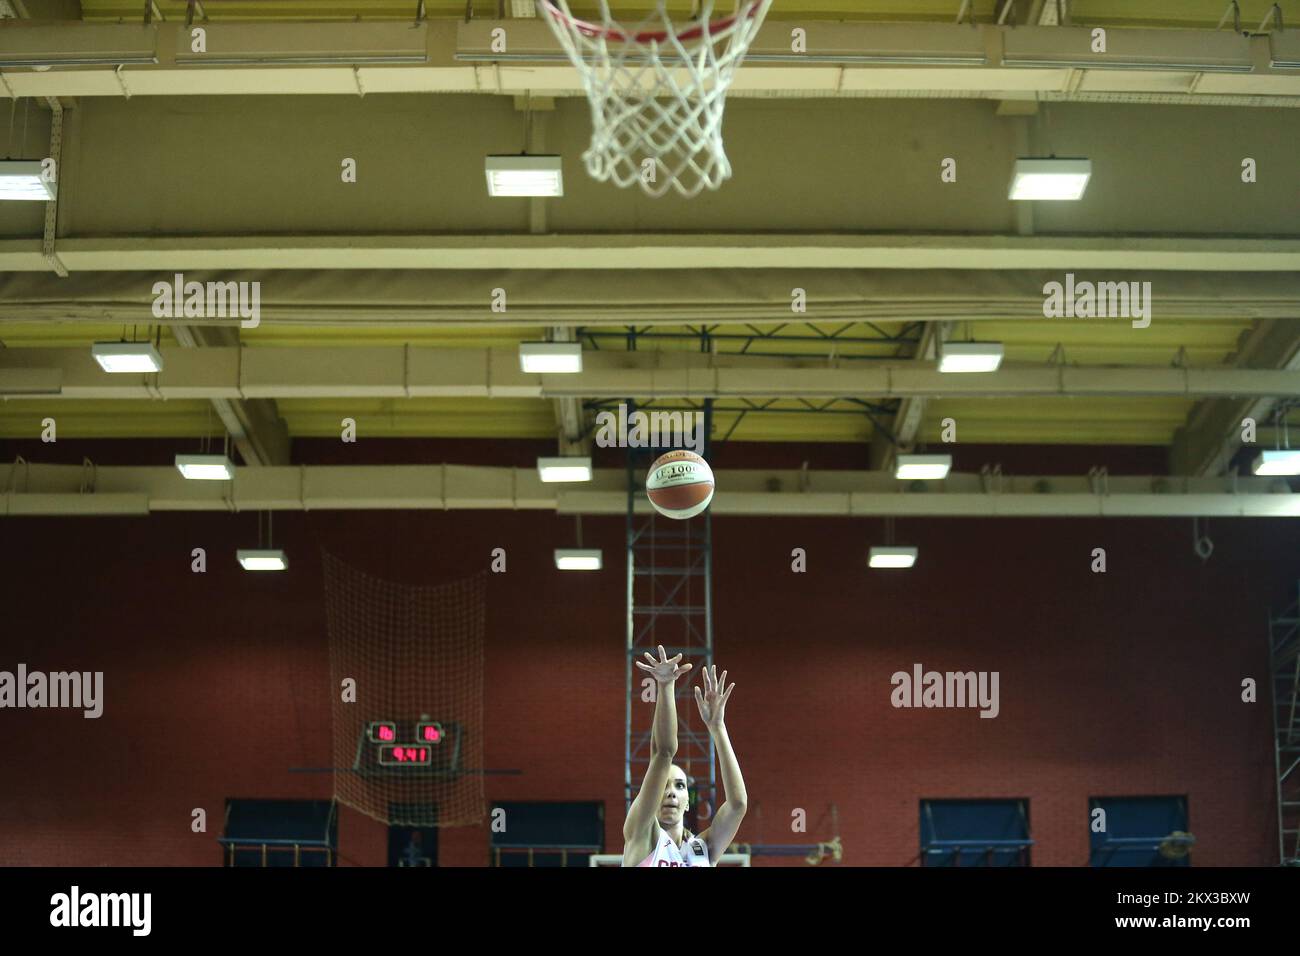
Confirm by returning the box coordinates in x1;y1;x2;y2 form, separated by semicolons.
175;454;234;481
1252;449;1300;476
895;455;952;480
537;457;593;483
519;342;582;374
486;155;563;197
938;342;1004;373
237;549;288;572
1009;158;1091;200
0;161;56;201
91;341;163;373
555;548;602;571
869;546;918;569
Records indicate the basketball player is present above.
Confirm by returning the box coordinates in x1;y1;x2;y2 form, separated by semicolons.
622;644;747;867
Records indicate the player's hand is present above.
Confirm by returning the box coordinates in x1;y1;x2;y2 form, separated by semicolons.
694;664;734;729
635;644;693;685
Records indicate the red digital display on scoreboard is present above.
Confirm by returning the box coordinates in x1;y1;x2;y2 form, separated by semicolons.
368;721;397;743
416;722;443;743
378;745;431;766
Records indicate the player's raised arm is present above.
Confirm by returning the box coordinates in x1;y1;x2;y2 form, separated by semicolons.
623;645;692;848
695;665;747;861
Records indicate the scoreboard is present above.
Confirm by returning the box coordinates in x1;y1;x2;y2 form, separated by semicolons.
356;719;454;776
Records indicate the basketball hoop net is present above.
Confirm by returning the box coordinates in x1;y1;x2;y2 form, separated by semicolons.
538;0;773;198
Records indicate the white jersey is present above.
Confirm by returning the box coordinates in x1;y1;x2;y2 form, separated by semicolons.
633;824;712;867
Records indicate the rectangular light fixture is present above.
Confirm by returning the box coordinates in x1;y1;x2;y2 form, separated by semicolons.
869;546;918;569
938;342;1004;374
555;548;602;571
1252;449;1300;476
486;155;563;197
237;549;288;572
519;342;582;374
175;454;234;481
537;457;593;483
0;161;56;201
895;454;952;480
1008;158;1091;200
91;341;164;373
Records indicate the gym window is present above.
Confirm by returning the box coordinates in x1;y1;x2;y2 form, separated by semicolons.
1089;796;1192;867
490;801;604;867
219;799;338;867
919;798;1032;866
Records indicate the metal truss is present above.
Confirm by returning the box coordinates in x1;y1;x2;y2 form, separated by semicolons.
579;322;925;361
584;396;902;445
1269;580;1300;865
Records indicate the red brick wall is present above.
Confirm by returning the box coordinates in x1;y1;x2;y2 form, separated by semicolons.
0;443;1292;867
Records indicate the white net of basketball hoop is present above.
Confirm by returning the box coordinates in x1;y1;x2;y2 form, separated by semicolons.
539;0;773;198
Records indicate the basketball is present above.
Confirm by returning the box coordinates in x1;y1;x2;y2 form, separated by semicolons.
646;451;715;520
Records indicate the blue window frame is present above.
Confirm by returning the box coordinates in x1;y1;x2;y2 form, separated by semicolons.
219;799;337;867
490;801;604;867
920;798;1032;866
1089;796;1191;867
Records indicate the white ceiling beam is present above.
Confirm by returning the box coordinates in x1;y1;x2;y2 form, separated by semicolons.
6;346;1300;401
2;20;1299;100
170;324;290;467
3;235;1300;274
1169;319;1300;476
1;463;1295;518
548;326;588;457
869;320;951;471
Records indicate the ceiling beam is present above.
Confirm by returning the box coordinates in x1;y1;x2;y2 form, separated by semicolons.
169;325;290;467
1;463;1295;518
1168;319;1300;476
3;236;1300;275
2;20;1296;100
869;320;950;471
6;346;1300;402
4;269;1297;328
549;325;588;457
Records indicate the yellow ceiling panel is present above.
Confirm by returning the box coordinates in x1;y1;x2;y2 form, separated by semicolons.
275;396;557;437
0;399;214;438
922;396;1194;445
243;324;542;348
955;318;1253;366
0;324;181;347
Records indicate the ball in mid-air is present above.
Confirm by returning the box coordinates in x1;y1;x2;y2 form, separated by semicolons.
646;450;715;520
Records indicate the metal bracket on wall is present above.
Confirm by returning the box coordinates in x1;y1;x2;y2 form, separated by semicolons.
979;463;1004;495
79;457;98;495
42;97;67;277
1087;465;1110;497
1218;1;1242;33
